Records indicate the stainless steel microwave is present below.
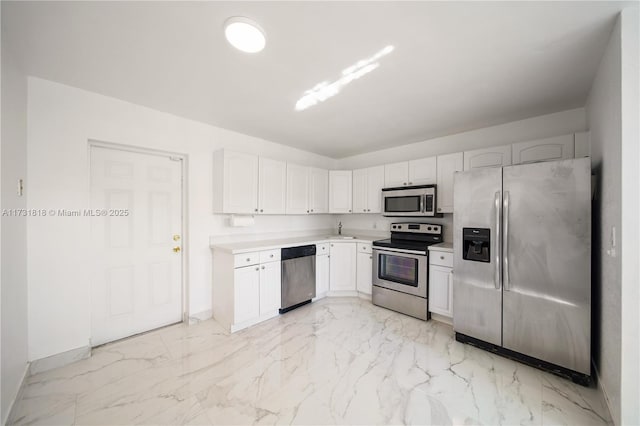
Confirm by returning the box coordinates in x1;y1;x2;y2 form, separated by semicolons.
382;185;437;217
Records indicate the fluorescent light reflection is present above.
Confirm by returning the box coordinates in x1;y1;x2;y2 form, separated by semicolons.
295;45;394;111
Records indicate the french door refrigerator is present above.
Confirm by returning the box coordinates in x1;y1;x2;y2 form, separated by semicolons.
453;157;591;384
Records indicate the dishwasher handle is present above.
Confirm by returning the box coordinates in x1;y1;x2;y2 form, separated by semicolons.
281;245;316;260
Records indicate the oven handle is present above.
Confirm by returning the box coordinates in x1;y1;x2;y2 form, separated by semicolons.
372;247;427;256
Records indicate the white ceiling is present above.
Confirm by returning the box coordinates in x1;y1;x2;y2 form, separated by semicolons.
2;1;630;158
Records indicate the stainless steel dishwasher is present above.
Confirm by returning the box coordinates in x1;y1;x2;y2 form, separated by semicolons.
280;245;316;313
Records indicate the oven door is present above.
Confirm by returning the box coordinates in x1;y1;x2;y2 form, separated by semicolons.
373;247;428;298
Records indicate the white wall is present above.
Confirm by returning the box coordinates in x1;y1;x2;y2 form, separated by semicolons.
338;108;586;170
586;13;623;426
26;77;337;361
336;108;588;241
1;28;29;423
619;8;639;426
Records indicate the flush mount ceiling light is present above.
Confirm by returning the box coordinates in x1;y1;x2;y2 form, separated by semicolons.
224;17;266;53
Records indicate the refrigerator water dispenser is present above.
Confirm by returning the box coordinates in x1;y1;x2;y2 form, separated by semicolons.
462;228;490;262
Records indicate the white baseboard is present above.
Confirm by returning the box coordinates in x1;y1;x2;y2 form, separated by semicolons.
188;309;213;325
29;345;91;375
593;363;617;425
357;292;372;301
4;362;30;425
430;312;453;326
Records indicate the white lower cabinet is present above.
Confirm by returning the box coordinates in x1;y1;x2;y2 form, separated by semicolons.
329;242;357;293
428;248;453;319
213;249;281;333
356;252;372;295
315;249;330;299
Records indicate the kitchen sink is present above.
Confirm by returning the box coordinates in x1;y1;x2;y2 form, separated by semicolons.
325;235;357;240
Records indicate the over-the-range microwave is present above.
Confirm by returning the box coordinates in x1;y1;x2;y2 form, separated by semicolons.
382;184;437;217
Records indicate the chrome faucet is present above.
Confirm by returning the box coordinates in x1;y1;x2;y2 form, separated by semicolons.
338;221;342;235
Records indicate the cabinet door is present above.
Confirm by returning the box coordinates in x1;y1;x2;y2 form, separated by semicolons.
316;254;330;297
408;157;437;185
224;152;258;214
259;261;281;314
308;168;328;214
258;158;286;214
234;266;260;324
574;132;590;158
286;164;309;214
356;252;373;295
463;145;512;170
329;243;356;291
436;152;463;213
352;168;368;213
384;162;409;187
366;166;385;213
329;171;353;213
512;134;574;165
428;265;453;317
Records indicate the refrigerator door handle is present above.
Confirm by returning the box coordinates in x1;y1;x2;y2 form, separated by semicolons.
494;191;501;290
503;190;510;291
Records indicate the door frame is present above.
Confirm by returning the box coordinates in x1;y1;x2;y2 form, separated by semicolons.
87;140;190;343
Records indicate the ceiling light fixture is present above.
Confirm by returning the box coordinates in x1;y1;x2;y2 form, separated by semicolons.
295;45;395;111
224;17;266;53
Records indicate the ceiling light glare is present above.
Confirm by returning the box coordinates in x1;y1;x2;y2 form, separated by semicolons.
224;17;266;53
295;45;394;111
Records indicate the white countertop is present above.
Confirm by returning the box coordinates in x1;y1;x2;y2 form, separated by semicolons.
211;232;385;254
428;242;454;253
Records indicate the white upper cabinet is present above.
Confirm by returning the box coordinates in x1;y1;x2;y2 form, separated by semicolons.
213;150;258;214
353;166;385;213
286;164;309;215
385;158;436;187
308;167;329;214
384;162;409;187
436;152;463;214
329;170;353;213
258;157;286;214
464;144;512;170
512;134;574;165
408;157;437;185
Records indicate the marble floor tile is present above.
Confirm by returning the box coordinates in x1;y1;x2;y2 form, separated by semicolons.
9;298;612;426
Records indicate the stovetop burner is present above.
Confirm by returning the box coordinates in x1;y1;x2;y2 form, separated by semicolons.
372;222;443;253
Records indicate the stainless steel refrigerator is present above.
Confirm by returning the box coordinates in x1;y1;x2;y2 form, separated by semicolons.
453;157;591;384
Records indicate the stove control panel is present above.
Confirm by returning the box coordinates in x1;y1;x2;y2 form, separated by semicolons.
390;223;442;235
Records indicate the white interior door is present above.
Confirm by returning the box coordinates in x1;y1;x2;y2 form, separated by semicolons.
90;146;183;346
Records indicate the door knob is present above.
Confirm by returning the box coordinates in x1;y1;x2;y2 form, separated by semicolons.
173;235;180;241
173;246;181;253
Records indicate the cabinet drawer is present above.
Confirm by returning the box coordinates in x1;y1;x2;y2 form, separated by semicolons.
430;251;453;267
357;242;372;254
316;243;329;256
259;249;281;263
234;252;260;268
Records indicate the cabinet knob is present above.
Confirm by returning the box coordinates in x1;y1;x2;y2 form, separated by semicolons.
246;258;250;262
322;247;325;250
260;209;263;212
331;244;333;247
255;267;259;271
409;182;413;185
311;209;314;212
438;208;442;211
363;209;366;212
369;256;372;259
348;209;351;212
270;254;274;258
440;256;445;260
403;182;407;185
261;266;265;270
254;208;258;212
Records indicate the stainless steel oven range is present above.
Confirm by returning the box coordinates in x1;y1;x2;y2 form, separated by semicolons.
372;223;443;320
